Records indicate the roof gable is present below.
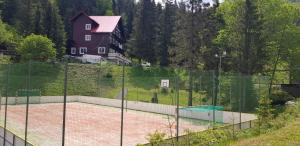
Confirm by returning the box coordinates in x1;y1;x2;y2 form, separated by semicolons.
71;12;121;33
89;16;121;33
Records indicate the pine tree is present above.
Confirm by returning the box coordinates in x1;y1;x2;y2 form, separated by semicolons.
44;2;66;59
169;1;204;106
34;3;44;34
200;4;224;70
1;0;18;25
129;0;157;63
156;0;177;66
242;0;265;75
22;0;35;35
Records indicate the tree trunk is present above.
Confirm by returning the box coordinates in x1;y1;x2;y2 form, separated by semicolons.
269;47;281;96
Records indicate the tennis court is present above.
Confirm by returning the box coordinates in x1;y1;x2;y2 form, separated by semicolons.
0;101;209;146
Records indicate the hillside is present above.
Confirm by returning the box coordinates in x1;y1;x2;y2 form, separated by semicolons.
231;117;300;146
0;62;199;106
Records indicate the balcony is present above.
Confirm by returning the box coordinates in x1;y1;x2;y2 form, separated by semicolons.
108;53;131;64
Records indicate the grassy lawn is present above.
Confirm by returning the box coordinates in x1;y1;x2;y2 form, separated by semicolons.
0;62;266;108
0;62;209;106
231;117;300;146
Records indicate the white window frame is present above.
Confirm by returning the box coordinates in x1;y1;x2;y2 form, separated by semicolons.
85;35;91;41
79;47;87;55
85;24;91;30
71;47;76;55
98;47;106;54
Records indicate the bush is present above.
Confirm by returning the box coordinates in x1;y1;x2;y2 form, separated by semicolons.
146;131;166;145
105;72;113;78
160;88;169;94
17;34;56;61
270;89;295;105
0;55;11;64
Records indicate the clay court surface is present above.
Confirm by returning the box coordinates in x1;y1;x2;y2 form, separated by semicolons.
0;102;208;146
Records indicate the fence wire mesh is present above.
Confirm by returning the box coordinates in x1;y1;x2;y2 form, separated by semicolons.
0;61;271;146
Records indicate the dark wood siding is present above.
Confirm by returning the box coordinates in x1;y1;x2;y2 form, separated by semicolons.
70;14;126;57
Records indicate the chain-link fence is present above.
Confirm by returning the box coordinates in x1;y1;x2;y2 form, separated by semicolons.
0;61;271;146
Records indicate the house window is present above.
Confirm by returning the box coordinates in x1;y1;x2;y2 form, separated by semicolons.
85;35;91;41
71;47;76;54
79;47;87;54
98;47;106;54
85;24;91;30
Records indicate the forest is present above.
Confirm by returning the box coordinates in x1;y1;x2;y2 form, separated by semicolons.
0;0;299;82
0;1;300;145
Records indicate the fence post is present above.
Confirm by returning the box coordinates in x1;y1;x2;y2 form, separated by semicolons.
120;61;125;146
62;60;68;146
25;60;31;146
212;70;216;129
176;77;179;142
12;135;15;146
239;73;242;130
3;64;10;146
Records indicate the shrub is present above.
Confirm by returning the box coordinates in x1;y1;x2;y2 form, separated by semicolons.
146;131;166;145
105;72;113;78
0;55;11;64
17;34;56;62
160;88;168;94
270;89;294;105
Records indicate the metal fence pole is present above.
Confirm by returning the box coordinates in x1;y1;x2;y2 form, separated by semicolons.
3;64;10;146
212;70;216;128
239;73;242;129
120;61;125;146
62;60;68;146
176;77;179;142
25;61;32;146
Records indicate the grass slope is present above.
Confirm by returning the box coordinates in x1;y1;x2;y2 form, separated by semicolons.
0;62;207;106
231;117;300;146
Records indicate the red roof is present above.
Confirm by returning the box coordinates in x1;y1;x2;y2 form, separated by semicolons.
89;16;121;33
71;12;121;33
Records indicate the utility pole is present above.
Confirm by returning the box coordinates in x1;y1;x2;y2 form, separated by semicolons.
215;51;226;105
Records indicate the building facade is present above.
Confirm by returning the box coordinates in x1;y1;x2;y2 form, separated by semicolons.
69;12;130;64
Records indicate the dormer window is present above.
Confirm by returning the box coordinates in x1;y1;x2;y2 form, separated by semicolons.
85;35;91;41
85;24;91;30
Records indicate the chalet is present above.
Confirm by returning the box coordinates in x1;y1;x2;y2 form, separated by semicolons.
69;12;130;64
